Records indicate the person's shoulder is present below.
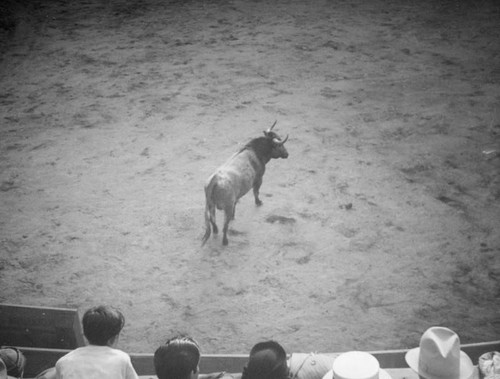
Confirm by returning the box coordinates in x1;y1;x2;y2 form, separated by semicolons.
106;347;133;360
109;347;130;355
55;347;78;368
200;373;241;379
57;345;109;363
57;346;86;362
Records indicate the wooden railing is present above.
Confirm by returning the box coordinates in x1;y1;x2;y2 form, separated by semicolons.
18;341;500;377
2;304;499;377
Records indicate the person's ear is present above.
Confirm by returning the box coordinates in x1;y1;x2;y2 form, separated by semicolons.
107;334;119;347
190;366;199;379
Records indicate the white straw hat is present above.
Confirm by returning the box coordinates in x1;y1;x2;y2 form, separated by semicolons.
322;351;392;379
405;327;474;379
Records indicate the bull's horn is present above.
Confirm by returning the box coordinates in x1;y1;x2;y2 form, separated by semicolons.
266;120;277;133
273;134;288;145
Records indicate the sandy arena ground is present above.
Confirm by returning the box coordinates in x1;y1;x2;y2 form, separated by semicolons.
1;0;499;356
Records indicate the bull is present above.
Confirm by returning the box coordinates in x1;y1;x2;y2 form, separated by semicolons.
202;121;289;246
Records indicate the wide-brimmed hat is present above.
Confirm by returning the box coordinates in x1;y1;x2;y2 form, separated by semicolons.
322;351;392;379
0;357;7;379
405;327;474;379
242;341;289;379
0;348;26;378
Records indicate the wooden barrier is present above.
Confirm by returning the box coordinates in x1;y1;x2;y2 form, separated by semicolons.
2;304;498;377
16;340;500;378
129;341;500;376
0;303;85;377
0;304;85;350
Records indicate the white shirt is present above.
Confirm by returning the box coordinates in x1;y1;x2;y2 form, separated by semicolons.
55;345;139;379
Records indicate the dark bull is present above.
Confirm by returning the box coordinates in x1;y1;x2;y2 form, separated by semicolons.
202;121;289;246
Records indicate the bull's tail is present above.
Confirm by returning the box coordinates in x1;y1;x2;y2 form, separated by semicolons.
201;175;218;246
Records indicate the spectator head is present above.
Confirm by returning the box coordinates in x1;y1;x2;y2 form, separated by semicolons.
82;305;125;346
405;326;474;379
0;347;26;378
242;341;288;379
154;336;201;379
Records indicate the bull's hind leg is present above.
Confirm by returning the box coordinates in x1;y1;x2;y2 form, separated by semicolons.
210;204;218;235
222;203;235;246
231;203;236;220
222;212;230;246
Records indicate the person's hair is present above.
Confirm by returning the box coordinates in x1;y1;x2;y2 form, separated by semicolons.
154;336;201;379
242;340;288;379
82;305;125;346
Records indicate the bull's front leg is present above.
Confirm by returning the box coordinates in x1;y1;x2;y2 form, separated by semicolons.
253;176;263;206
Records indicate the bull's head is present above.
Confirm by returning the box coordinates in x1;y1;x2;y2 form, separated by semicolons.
264;121;289;159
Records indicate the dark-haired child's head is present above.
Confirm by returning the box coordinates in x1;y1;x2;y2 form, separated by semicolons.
242;341;288;379
154;336;201;379
82;305;125;346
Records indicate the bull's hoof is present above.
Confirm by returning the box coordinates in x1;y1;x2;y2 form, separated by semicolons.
222;238;228;246
255;199;263;206
213;225;218;234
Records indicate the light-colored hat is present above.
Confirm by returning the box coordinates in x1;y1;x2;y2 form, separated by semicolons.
0;358;7;379
478;351;500;379
0;348;26;379
322;351;392;379
0;357;17;379
405;327;474;379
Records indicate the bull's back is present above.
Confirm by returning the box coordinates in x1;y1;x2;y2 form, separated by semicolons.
207;150;261;208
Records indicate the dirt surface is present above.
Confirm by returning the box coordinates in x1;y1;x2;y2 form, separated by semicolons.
1;0;499;356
